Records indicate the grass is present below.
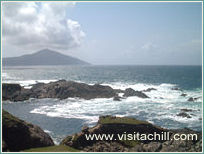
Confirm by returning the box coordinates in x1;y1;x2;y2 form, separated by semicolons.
22;145;80;152
99;116;149;125
119;140;140;147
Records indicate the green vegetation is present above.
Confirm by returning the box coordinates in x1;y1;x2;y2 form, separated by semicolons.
22;145;80;152
99;116;149;125
119;140;140;147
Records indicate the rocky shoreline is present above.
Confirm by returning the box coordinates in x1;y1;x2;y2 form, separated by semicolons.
2;80;202;152
3;79;199;102
2;110;54;152
2;80;150;101
2;111;202;152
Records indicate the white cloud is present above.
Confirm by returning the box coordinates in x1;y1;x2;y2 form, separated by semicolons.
141;42;157;51
2;2;85;51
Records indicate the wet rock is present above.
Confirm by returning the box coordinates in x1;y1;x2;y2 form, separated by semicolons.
177;112;191;118
143;88;157;92
123;88;149;98
2;80;118;101
113;96;121;101
187;97;200;102
2;83;30;101
188;97;194;102
181;93;187;97
2;110;54;152
180;109;193;112
171;87;181;91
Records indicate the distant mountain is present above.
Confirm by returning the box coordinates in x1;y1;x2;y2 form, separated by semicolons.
2;49;90;66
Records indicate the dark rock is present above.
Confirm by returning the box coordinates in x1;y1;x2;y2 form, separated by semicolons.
2;80;118;101
2;110;54;152
171;87;181;91
160;128;202;152
180;109;193;112
82;126;89;133
181;93;187;97
143;88;157;92
123;88;149;98
61;116;201;152
188;97;194;102
113;96;121;101
61;116;168;149
83;141;128;152
177;112;191;118
187;97;200;102
2;83;31;102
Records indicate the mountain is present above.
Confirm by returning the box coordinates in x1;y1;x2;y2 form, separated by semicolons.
2;49;90;66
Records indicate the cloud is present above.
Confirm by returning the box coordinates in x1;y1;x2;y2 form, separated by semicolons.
2;2;85;51
141;42;157;51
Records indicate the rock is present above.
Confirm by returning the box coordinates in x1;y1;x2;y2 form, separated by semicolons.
61;115;168;149
188;97;194;102
82;126;89;133
160;128;201;152
187;97;200;102
142;142;162;152
171;87;181;91
142;88;157;92
181;93;187;97
177;112;191;118
123;88;149;98
61;115;201;152
2;110;54;152
83;141;128;152
2;80;118;101
113;96;121;101
2;83;32;102
180;109;193;112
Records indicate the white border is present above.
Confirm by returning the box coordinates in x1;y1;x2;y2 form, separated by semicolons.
0;1;203;153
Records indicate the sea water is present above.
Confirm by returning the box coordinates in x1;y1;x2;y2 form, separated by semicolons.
2;65;202;144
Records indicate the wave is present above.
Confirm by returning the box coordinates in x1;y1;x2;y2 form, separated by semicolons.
29;81;202;130
3;79;57;89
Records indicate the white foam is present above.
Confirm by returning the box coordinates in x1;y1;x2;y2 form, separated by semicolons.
22;81;201;129
3;79;57;89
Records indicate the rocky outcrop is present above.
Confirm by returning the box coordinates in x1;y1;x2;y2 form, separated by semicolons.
180;108;193;112
187;97;200;102
2;83;31;101
181;93;187;97
123;88;149;98
177;112;191;118
29;81;117;100
61;116;201;152
3;80;152;102
2;80;118;101
113;96;122;101
61;116;168;149
2;110;54;152
171;87;181;91
142;88;157;92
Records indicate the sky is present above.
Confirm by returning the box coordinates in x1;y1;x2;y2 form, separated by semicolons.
2;2;202;65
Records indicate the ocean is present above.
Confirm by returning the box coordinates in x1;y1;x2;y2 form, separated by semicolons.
2;65;202;144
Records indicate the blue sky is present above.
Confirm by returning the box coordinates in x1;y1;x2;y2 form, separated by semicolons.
2;2;202;65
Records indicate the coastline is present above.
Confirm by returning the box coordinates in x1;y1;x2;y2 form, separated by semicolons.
2;110;202;152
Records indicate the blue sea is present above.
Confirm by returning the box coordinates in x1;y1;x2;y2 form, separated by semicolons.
2;65;202;144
